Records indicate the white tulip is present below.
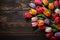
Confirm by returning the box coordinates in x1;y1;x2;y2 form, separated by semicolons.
45;27;52;32
55;8;60;14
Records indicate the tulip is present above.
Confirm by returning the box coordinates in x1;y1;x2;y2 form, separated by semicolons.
44;18;50;24
55;8;60;14
45;27;52;32
50;36;57;40
31;17;38;22
39;25;45;30
38;20;44;26
59;0;60;6
48;3;54;10
52;13;58;19
55;17;60;24
29;8;37;15
56;24;60;30
43;8;51;17
54;32;60;38
36;6;44;13
29;3;36;8
45;32;52;38
34;0;42;5
31;22;38;27
54;1;59;7
24;12;31;18
42;0;48;5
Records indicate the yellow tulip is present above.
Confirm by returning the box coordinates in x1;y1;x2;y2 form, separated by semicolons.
42;0;48;5
56;24;60;30
29;8;37;15
48;3;54;10
38;20;44;26
43;8;51;17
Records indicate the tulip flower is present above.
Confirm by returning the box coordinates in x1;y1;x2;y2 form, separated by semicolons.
52;13;58;19
42;0;48;5
29;3;36;8
50;36;57;40
45;32;52;38
24;12;31;18
38;25;45;30
45;27;52;32
54;32;60;37
48;3;54;10
54;1;59;7
59;0;60;6
36;6;44;13
56;24;60;30
31;22;38;27
54;17;60;24
34;0;42;5
38;20;44;26
44;18;50;24
31;17;38;22
43;8;51;17
29;8;37;15
55;8;60;14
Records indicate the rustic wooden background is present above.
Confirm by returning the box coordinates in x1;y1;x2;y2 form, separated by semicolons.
0;0;48;40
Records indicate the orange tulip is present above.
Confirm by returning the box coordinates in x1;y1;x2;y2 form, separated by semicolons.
48;3;54;10
56;24;60;30
38;20;44;26
42;0;48;5
43;8;51;17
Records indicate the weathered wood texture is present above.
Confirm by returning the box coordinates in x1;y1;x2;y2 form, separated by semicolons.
0;0;41;35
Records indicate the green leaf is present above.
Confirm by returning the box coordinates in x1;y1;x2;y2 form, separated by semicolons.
34;28;40;33
48;0;53;3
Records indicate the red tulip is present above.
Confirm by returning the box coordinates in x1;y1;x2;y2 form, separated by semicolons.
54;1;59;7
50;36;57;40
45;32;52;38
24;12;31;18
55;17;60;24
39;25;45;30
36;6;44;13
52;13;58;19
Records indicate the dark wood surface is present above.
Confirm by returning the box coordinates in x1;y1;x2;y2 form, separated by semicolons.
0;0;41;36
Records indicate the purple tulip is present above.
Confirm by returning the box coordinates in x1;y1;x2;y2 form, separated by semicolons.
44;18;50;24
29;3;36;8
54;32;60;38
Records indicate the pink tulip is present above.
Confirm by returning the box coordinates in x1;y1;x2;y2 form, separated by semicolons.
31;22;38;27
54;1;59;7
31;17;38;22
34;0;42;5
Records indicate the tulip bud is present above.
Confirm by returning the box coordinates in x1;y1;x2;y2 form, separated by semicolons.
31;17;38;22
50;36;57;40
45;27;52;32
52;13;58;19
45;32;52;38
56;24;60;30
36;6;44;13
38;20;44;26
29;3;36;8
44;18;50;24
24;12;31;18
54;1;59;7
42;0;48;5
31;22;38;27
34;0;42;5
39;25;45;30
55;8;60;14
43;8;51;17
55;17;60;24
29;8;37;15
48;3;54;10
54;32;60;38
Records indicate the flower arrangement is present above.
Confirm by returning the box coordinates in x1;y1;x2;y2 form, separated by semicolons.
24;0;60;40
